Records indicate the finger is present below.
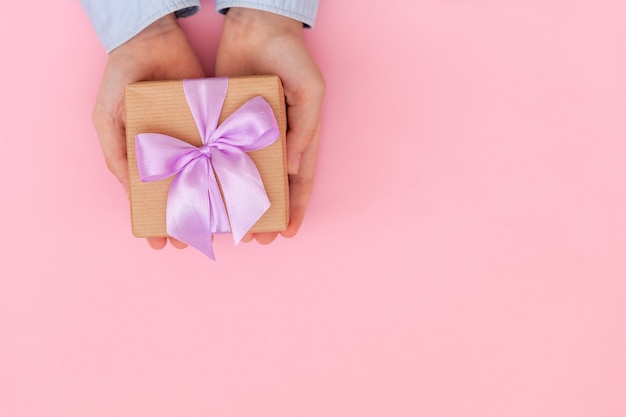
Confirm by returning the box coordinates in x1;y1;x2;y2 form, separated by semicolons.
107;154;130;195
147;237;167;250
281;177;309;238
168;237;188;249
254;232;278;245
241;233;255;243
281;120;321;238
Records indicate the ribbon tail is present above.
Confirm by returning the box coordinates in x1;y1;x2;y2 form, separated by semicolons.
212;149;270;244
166;157;229;260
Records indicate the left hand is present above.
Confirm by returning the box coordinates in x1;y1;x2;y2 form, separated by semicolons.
215;7;325;244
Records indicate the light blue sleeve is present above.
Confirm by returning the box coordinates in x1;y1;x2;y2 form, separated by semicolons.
215;0;319;27
80;0;201;53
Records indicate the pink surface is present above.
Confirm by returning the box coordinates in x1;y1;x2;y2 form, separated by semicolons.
1;1;625;416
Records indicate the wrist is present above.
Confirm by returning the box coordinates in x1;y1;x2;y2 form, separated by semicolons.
111;14;180;55
225;7;302;34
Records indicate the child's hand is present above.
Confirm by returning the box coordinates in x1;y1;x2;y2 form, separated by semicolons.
92;14;204;250
216;8;326;244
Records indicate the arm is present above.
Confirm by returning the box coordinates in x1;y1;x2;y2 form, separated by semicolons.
215;4;325;244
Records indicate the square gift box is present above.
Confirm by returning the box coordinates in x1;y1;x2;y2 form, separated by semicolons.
125;75;289;256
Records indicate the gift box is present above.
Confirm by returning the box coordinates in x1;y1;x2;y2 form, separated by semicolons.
125;75;289;258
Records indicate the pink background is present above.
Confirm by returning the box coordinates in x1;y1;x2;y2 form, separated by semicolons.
1;1;625;416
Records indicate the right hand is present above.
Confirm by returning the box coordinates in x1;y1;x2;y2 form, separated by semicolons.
215;8;326;245
92;14;204;250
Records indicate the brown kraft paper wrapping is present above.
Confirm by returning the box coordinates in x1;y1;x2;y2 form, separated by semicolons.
125;75;289;238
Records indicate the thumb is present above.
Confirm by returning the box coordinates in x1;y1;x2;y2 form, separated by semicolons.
93;112;131;195
284;86;324;175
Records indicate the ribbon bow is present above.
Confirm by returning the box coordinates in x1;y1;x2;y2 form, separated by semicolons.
135;78;280;259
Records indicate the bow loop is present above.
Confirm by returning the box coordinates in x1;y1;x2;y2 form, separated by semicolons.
135;133;202;182
210;96;280;152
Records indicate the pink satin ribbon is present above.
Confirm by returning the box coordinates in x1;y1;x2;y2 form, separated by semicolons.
135;78;280;259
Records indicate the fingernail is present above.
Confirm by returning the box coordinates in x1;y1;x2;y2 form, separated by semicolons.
290;153;302;175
